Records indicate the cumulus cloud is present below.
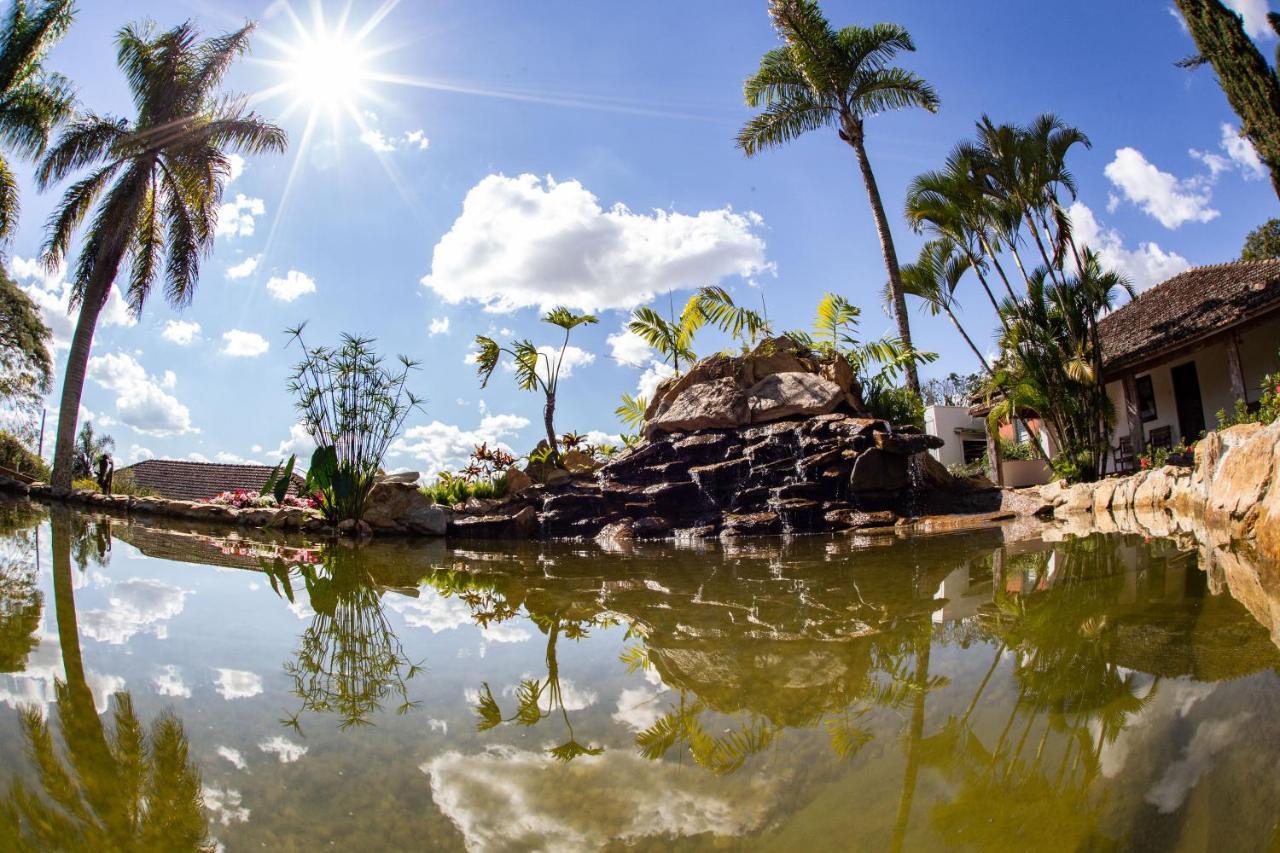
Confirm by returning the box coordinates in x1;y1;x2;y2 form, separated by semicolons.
390;413;530;477
607;327;651;367
162;319;201;346
226;153;246;183
79;578;188;645
421;173;769;313
266;269;316;302
153;665;191;698
226;255;260;280
269;422;317;459
404;129;430;150
1224;0;1274;39
1146;713;1252;813
203;785;250;825
1069;203;1191;293
612;686;665;732
214;669;262;700
429;316;450;336
217;746;247;770
88;352;195;436
221;329;269;357
1104;147;1218;228
258;736;308;764
506;344;595;383
7;256;135;350
636;361;675;401
216;194;265;238
387;592;475;633
0;630;124;716
359;113;430;153
128;444;154;463
360;126;396;153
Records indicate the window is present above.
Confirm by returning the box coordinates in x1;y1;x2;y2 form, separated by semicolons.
1136;375;1157;422
962;440;986;464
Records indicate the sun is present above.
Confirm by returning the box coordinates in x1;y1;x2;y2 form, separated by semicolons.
281;31;371;113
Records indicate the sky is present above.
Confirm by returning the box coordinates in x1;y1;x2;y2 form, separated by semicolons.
6;0;1278;477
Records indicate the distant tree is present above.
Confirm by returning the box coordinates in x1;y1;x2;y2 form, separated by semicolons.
738;0;939;394
920;372;982;408
1241;217;1280;260
71;420;111;481
1175;0;1280;200
0;266;52;436
0;0;76;241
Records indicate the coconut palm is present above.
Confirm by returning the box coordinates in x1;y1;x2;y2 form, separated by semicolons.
738;0;939;394
38;21;287;494
900;239;989;372
0;0;75;242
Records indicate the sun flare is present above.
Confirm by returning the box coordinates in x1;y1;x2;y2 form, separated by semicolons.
282;32;370;112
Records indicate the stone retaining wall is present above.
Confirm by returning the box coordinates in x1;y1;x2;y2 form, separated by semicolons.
1042;420;1280;562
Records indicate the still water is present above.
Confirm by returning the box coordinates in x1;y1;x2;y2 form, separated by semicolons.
0;500;1278;851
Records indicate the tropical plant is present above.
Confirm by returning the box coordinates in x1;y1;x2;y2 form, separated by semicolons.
1217;358;1280;426
422;471;507;507
260;453;297;505
0;428;47;479
0;0;75;242
39;20;288;493
626;301;696;373
1175;0;1280;200
0;266;53;436
70;420;111;481
287;328;423;523
738;1;939;393
1241;217;1280;260
474;306;598;458
689;285;770;350
615;392;648;430
900;239;991;372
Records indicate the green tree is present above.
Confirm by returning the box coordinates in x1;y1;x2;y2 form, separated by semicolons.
1241;217;1280;260
1175;0;1280;200
38;21;287;494
475;306;598;456
0;265;52;437
737;0;939;394
0;0;75;241
71;420;110;481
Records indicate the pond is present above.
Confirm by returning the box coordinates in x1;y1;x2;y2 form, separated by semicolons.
0;501;1278;851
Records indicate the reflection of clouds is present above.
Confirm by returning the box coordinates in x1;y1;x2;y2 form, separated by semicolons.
286;599;314;621
480;623;531;644
503;677;597;712
1097;677;1215;779
612;686;664;732
429;718;448;734
214;669;262;700
258;736;307;764
217;746;246;770
1146;712;1253;814
0;631;124;715
424;746;773;851
202;785;250;825
387;591;474;632
80;578;188;644
153;664;191;698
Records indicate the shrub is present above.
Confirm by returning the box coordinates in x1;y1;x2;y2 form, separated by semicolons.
1138;440;1193;471
865;386;925;430
1216;365;1280;428
71;478;99;492
207;489;316;510
0;431;48;480
422;472;508;506
111;471;156;497
999;439;1039;461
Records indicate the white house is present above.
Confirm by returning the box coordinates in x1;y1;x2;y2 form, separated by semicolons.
924;405;987;468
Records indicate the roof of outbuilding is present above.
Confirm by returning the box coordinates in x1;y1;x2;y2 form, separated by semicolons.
1099;258;1280;373
116;459;306;502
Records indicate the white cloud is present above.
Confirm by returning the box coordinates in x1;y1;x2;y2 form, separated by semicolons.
421;173;769;313
217;746;247;770
1104;147;1218;229
226;255;260;280
360;127;396;153
1217;123;1266;179
429;316;450;336
79;578;188;644
154;665;191;698
265;269;316;302
387;592;475;633
612;686;665;732
507;344;595;383
1069;202;1191;293
128;444;154;463
636;361;675;401
390;413;530;477
1146;713;1252;813
214;451;262;465
202;785;250;825
583;429;622;447
214;669;262;700
226;153;246;184
216;194;266;238
607;327;651;367
221;330;269;358
161;319;201;346
404;129;430;150
7;256;135;350
270;422;316;459
258;736;308;764
88;352;195;436
1224;0;1274;39
360;113;430;153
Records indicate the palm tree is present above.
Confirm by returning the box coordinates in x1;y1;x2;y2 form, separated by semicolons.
0;0;75;242
38;21;287;494
900;239;989;373
70;419;111;480
738;0;939;394
475;306;598;456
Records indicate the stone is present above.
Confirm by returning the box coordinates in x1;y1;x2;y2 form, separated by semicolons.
719;511;781;537
1092;479;1119;514
1056;482;1097;516
449;505;538;539
0;476;29;495
272;507;312;529
402;503;450;536
646;376;749;437
1208;420;1277;522
824;508;896;530
337;518;373;538
561;450;599;474
742;349;810;387
503;467;534;496
364;481;437;532
463;497;499;514
1133;467;1175;510
632;516;672;538
379;471;420;485
745;372;845;423
644;354;737;422
849;448;909;492
1039;479;1069;507
872;432;946;455
237;508;275;527
595;521;635;547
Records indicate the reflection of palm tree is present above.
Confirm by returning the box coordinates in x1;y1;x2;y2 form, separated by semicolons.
0;506;42;672
276;546;422;732
0;508;211;850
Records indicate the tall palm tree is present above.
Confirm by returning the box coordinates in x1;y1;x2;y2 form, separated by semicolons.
738;0;939;395
900;239;989;372
38;21;287;494
0;0;75;242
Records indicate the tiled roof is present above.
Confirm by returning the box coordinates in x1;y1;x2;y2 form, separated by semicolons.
116;459;306;502
1099;259;1280;373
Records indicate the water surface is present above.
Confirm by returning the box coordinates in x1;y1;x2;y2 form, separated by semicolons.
0;501;1278;851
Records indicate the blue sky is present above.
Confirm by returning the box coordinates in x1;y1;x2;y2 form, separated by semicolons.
7;0;1278;476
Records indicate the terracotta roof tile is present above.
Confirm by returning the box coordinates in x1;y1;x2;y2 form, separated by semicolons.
1099;259;1280;373
116;459;306;502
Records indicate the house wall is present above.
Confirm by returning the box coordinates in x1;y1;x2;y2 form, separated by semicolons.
924;405;985;467
1237;313;1280;401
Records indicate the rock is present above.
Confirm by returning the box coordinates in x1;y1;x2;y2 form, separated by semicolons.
632;515;672;538
741;348;810;387
561;450;599;475
720;511;781;537
402;503;450;536
364;481;439;532
746;372;845;423
1208;421;1277;522
503;467;534;495
849;448;909;492
595;521;634;546
449;505;538;539
1055;482;1097;516
646;376;749;437
644;354;737;422
272;507;313;529
770;498;823;531
463;497;499;514
379;471;420;485
1039;479;1069;506
824;509;896;530
543;468;571;487
237;508;275;527
0;475;29;495
1092;479;1119;514
337;518;373;538
872;431;946;455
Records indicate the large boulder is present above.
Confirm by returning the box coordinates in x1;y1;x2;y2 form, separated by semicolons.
363;481;449;535
646;376;749;436
746;372;845;423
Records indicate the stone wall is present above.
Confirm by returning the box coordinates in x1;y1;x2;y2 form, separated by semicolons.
1043;420;1280;562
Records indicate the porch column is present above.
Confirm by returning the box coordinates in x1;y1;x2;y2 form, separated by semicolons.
986;423;1004;487
1121;372;1144;450
1225;331;1248;404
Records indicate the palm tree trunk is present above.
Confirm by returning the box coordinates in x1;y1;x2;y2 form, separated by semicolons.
890;636;930;853
50;274;113;494
543;393;558;457
847;132;919;395
942;306;991;373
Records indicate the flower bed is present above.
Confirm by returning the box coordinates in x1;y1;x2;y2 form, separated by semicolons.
206;489;317;510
